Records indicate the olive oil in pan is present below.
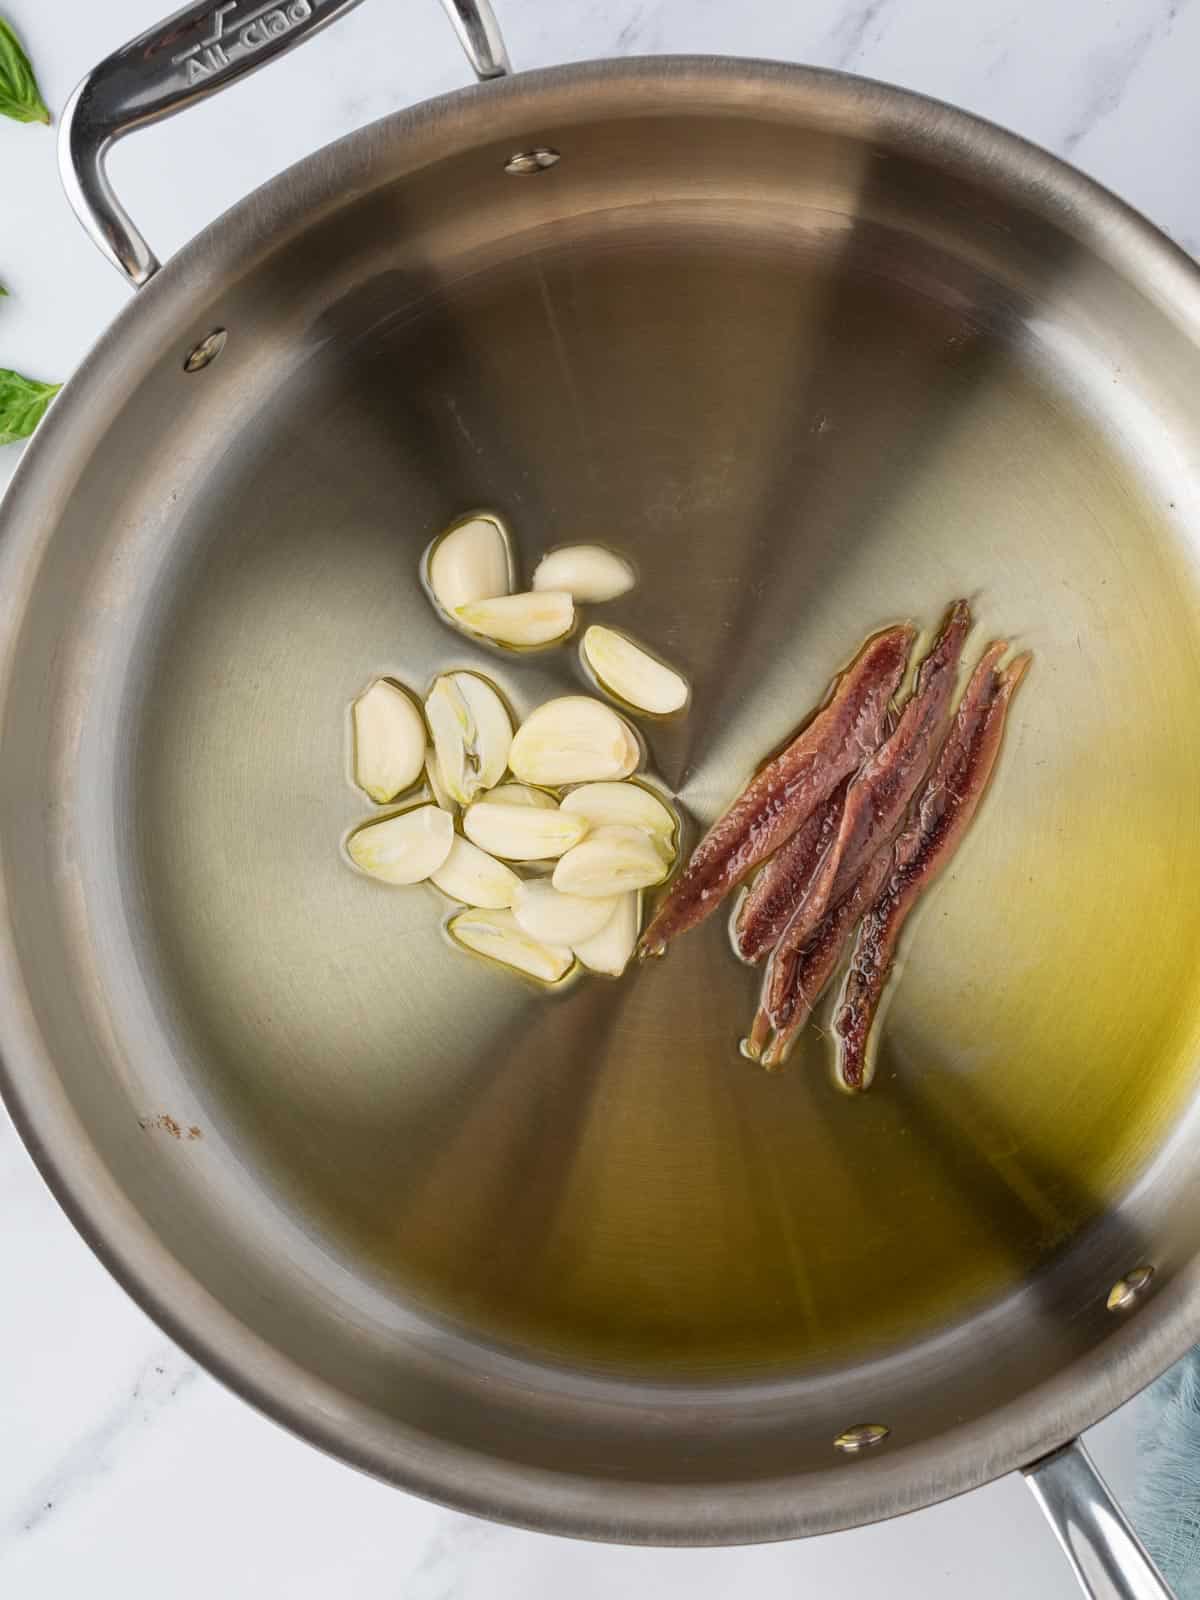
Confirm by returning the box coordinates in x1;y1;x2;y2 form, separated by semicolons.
133;268;1200;1376
141;558;1200;1377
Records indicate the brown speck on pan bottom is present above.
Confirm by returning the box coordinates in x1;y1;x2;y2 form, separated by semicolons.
138;1115;202;1141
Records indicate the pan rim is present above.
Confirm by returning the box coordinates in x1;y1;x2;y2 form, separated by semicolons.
2;52;1199;1543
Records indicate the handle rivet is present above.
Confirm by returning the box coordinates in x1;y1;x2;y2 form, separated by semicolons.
183;328;227;373
834;1422;890;1454
1106;1264;1155;1312
504;148;560;175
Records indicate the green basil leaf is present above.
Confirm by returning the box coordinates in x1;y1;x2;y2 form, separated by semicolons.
0;18;49;125
0;368;60;445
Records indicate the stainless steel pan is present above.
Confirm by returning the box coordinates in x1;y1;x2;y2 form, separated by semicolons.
3;3;1199;1595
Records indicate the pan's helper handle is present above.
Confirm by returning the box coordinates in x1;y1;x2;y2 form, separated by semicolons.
1025;1440;1175;1600
58;0;510;288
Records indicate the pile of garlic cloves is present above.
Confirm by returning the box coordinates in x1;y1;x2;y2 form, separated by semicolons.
344;511;688;984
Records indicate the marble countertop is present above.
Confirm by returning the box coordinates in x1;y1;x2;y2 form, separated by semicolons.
0;0;1189;1593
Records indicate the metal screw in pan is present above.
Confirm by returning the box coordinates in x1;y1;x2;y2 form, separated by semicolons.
833;1423;891;1454
504;148;561;175
1107;1265;1155;1312
183;329;227;373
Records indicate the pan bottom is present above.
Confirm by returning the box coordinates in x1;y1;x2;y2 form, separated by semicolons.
126;228;1200;1377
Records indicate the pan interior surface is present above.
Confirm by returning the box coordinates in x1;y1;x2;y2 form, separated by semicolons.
6;70;1200;1535
133;236;1200;1374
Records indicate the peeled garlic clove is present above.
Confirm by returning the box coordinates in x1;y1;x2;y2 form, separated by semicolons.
425;672;512;805
560;781;677;853
449;907;572;984
509;696;640;786
582;626;689;716
482;782;557;809
425;746;456;813
463;800;587;861
532;545;635;603
553;824;670;897
425;513;513;614
617;723;641;774
573;892;641;976
512;879;618;945
431;835;520;908
348;805;453;885
351;679;426;804
455;590;574;648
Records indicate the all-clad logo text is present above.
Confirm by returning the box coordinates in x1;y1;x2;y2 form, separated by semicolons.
172;0;324;83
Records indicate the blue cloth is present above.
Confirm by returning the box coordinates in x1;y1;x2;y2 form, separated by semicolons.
1135;1352;1200;1595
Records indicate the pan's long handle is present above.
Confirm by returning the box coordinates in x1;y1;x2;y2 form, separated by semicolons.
58;0;510;288
1025;1440;1175;1600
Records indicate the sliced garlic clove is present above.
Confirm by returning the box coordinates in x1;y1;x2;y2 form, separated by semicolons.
560;781;677;853
481;782;557;809
425;746;457;814
425;512;513;614
454;590;574;648
347;804;454;885
463;800;587;861
531;545;635;603
552;824;670;897
617;722;641;775
430;835;520;908
448;907;572;984
512;879;618;946
351;679;426;804
582;626;689;716
509;696;640;787
573;892;641;976
425;672;513;805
